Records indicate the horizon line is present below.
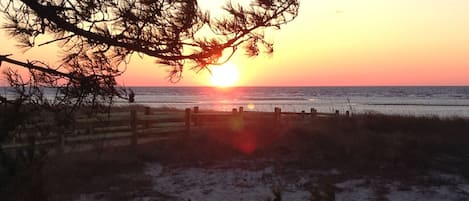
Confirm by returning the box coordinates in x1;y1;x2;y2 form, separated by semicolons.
2;84;469;88
110;85;469;88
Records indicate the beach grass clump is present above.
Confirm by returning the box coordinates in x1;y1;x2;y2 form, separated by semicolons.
309;177;335;201
274;113;469;174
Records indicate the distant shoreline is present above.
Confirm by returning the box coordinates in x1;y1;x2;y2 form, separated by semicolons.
2;85;469;88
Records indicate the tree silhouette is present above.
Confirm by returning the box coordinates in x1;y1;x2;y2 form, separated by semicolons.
0;0;299;149
0;0;299;82
0;2;299;198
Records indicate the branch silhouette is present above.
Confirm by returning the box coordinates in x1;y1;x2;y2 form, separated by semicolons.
1;0;299;81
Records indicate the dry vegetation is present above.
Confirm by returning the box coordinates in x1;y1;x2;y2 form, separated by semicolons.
2;108;469;200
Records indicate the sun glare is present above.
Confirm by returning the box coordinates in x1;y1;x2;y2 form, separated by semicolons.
210;63;240;87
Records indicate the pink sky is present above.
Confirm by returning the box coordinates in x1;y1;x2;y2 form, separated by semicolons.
1;0;469;86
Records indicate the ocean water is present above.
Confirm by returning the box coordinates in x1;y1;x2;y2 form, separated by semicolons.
2;86;469;117
125;86;469;118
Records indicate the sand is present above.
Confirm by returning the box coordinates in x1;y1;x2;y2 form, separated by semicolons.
74;159;469;201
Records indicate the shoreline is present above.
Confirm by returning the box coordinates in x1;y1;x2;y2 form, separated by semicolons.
3;85;469;117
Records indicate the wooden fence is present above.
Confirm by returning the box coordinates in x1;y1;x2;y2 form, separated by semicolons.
1;106;348;152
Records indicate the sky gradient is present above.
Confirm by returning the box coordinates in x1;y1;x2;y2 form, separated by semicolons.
1;0;469;86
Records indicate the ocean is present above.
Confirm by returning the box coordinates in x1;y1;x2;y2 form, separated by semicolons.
125;86;469;118
2;86;469;117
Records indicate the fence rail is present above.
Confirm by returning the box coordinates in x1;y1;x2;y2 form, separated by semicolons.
1;106;349;152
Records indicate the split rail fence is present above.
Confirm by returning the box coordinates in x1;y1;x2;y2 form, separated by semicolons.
1;107;349;152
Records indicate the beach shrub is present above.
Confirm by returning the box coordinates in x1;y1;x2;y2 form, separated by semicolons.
259;113;469;173
0;95;119;200
309;177;335;201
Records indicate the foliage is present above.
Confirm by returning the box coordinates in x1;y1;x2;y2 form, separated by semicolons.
0;1;299;199
0;0;300;162
0;0;300;151
0;0;299;81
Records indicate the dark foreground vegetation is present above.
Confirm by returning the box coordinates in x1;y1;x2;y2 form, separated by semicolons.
1;108;469;200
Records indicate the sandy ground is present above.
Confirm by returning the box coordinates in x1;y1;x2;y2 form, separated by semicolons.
74;159;469;201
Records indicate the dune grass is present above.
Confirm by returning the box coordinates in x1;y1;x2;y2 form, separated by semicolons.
2;109;469;200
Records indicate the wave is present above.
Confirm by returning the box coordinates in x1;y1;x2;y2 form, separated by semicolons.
241;97;308;101
364;103;469;107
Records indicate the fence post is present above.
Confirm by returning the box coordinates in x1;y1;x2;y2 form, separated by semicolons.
311;108;317;118
238;106;244;120
185;108;191;134
232;108;238;122
130;109;137;148
275;107;281;122
274;107;278;121
193;106;199;126
144;106;151;129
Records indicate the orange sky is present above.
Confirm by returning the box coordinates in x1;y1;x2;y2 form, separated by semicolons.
1;0;469;86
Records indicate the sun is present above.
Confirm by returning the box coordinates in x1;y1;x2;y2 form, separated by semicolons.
210;63;240;87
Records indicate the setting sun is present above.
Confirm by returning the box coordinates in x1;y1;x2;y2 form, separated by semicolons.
210;63;240;87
